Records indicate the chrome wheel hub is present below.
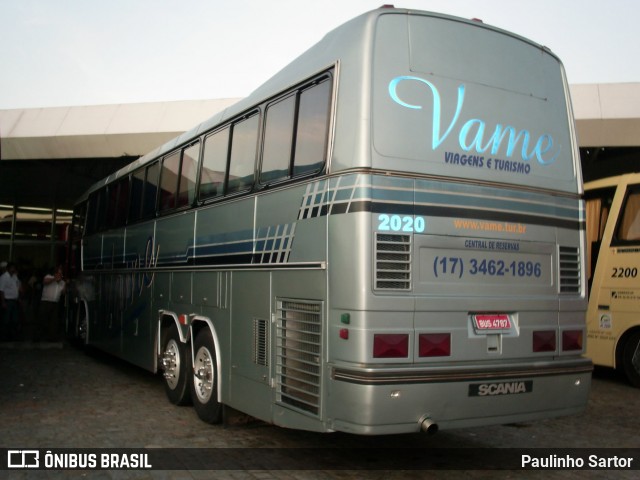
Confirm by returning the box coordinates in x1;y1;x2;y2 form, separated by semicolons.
162;340;180;389
193;346;214;403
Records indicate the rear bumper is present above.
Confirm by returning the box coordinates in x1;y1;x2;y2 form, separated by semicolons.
326;357;592;435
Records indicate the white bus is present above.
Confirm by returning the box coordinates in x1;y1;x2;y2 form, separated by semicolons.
67;6;591;435
585;173;640;387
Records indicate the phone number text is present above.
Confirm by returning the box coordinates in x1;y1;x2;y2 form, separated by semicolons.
433;256;542;279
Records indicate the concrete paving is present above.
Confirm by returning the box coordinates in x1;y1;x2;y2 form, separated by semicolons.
0;342;638;479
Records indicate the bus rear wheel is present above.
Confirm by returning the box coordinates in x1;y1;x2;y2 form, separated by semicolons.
161;324;192;405
191;328;222;424
622;331;640;388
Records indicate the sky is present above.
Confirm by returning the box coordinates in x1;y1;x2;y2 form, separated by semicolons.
0;0;639;110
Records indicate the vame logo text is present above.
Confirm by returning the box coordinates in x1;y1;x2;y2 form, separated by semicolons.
389;75;560;166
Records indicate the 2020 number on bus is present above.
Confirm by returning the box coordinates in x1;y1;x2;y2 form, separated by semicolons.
378;214;426;233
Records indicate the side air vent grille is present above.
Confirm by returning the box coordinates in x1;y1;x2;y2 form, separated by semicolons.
253;318;269;367
559;246;581;294
275;299;323;417
375;233;412;290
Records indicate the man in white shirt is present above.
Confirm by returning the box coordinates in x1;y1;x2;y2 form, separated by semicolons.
39;265;67;342
0;262;21;341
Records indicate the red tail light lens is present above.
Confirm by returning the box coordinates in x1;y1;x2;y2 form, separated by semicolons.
419;333;451;357
533;330;556;352
373;334;409;358
562;330;583;351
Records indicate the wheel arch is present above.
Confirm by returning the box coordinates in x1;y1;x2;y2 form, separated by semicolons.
615;325;640;369
156;310;189;373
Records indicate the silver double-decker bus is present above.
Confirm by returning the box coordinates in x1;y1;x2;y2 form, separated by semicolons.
67;6;591;434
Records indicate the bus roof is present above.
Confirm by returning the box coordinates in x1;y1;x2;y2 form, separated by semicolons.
77;6;564;202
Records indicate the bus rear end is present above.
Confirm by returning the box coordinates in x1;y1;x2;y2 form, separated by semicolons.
324;10;590;435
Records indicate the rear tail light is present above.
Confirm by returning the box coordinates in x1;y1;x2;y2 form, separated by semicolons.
533;330;556;352
562;330;583;351
419;333;451;357
373;334;409;358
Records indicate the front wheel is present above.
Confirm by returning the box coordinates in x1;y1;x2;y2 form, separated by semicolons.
622;332;640;388
160;324;192;405
191;328;222;424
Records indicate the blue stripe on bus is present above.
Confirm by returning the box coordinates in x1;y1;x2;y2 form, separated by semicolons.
84;174;582;270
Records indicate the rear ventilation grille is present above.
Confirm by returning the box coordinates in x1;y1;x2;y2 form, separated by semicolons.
275;299;322;417
559;246;581;293
375;233;412;290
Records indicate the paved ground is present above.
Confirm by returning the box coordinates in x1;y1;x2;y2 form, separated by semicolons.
0;342;639;479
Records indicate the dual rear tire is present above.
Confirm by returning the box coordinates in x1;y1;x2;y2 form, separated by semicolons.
160;324;222;423
191;329;222;424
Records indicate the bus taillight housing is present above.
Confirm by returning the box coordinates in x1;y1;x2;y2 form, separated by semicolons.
419;333;451;357
533;330;556;352
562;330;584;352
373;334;409;358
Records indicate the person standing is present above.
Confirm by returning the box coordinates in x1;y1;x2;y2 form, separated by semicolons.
39;265;66;342
0;262;21;341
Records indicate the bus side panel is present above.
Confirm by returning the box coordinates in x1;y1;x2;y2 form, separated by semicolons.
121;221;157;369
195;199;254;267
193;270;232;403
255;181;328;265
83;233;102;270
122;274;155;371
228;271;273;423
90;273;121;355
103;228;126;268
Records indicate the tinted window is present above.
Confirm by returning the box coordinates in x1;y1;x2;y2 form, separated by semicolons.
228;114;259;194
159;151;181;212
142;162;160;218
259;76;331;185
200;127;229;200
293;79;331;176
106;177;130;228
178;142;200;207
86;193;99;234
261;95;295;183
95;188;107;232
129;168;145;222
105;183;119;228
